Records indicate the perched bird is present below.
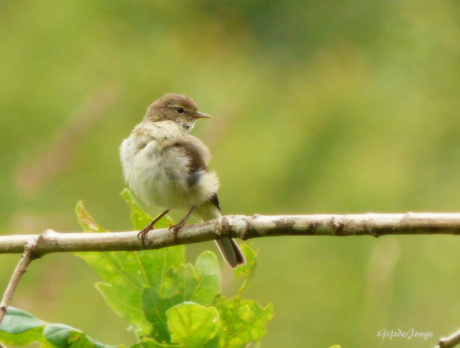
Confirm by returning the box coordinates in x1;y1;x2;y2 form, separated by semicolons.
120;93;245;268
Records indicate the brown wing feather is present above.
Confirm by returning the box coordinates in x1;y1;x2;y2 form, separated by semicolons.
172;136;221;210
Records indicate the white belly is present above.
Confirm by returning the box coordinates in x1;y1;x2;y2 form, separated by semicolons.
120;125;218;210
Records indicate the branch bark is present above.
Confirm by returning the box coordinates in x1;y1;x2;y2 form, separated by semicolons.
1;213;460;334
0;237;40;323
437;328;460;348
2;213;460;255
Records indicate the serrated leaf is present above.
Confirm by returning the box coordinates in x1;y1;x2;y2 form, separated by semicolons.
217;299;274;348
166;302;219;347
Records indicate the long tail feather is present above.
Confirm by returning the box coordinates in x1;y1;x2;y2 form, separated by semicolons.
195;200;246;268
215;237;246;268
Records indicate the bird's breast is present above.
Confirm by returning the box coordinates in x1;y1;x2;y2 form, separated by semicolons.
120;122;218;209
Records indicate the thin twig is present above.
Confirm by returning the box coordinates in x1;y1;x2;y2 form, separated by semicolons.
0;236;40;324
437;329;460;348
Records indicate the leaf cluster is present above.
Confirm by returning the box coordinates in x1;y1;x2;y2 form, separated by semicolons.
0;190;273;348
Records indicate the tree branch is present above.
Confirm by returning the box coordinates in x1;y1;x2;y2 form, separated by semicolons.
0;237;41;323
1;213;460;256
1;213;460;330
437;328;460;348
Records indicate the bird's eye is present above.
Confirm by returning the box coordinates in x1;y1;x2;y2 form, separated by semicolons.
176;107;184;114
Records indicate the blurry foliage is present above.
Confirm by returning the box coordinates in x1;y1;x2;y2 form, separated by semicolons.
1;0;460;347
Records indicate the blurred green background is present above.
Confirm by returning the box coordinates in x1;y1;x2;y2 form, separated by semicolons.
1;1;460;347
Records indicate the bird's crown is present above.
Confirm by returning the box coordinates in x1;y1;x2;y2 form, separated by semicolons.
144;93;211;130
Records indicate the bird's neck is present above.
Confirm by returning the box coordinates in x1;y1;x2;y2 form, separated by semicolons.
144;111;196;133
142;119;194;136
178;120;195;133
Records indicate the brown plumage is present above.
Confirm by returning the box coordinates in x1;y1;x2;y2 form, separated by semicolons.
120;93;245;268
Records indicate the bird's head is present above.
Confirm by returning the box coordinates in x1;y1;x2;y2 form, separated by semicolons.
144;93;211;132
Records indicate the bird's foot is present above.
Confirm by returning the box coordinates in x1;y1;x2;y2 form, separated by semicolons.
137;209;171;248
138;224;154;248
169;221;186;243
167;205;196;243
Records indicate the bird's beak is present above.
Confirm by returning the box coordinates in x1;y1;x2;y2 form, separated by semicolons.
194;112;212;119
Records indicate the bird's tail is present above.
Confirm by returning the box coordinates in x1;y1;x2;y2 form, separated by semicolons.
195;201;246;268
215;237;246;268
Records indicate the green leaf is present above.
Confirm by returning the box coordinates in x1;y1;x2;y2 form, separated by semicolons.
238;342;260;348
80;247;185;297
43;323;119;348
130;339;171;348
121;189;173;230
76;201;106;233
83;246;186;336
121;189;153;230
0;307;46;346
177;263;197;301
233;243;257;279
72;194;272;347
141;287;182;344
75;198;184;336
96;282;150;335
43;324;72;347
216;298;274;348
0;308;119;348
189;251;221;305
0;307;45;334
171;251;221;306
166;302;219;347
138;252;220;343
137;248;185;296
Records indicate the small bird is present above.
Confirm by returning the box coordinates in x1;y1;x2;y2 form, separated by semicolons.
120;93;245;268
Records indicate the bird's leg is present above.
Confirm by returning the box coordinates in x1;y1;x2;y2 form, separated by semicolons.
138;209;171;247
169;206;197;242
